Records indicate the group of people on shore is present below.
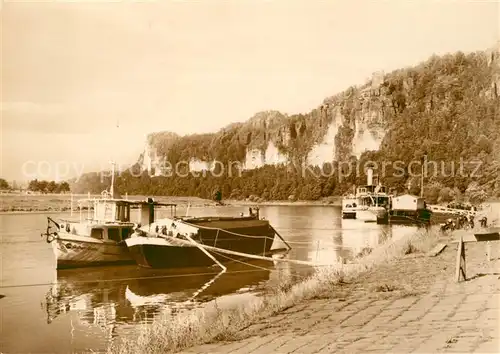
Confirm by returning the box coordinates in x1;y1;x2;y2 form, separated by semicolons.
441;213;488;232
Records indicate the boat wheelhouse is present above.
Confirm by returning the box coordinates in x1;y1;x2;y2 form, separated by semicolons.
341;168;391;222
355;184;391;222
42;191;178;269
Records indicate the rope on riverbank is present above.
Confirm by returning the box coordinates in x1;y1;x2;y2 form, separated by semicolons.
173;239;331;267
210;250;310;282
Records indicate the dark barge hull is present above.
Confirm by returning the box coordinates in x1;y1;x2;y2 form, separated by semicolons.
377;209;432;226
126;219;275;268
429;212;465;225
342;212;356;219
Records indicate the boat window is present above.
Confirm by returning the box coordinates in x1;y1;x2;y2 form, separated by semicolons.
352;203;357;207
116;205;122;221
90;228;104;240
108;228;121;242
116;204;131;222
122;228;131;240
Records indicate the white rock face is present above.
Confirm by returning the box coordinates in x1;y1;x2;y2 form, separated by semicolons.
352;119;384;158
141;143;163;176
141;142;153;172
264;141;288;166
242;141;287;170
188;158;213;172
243;148;265;170
488;41;500;98
306;119;342;166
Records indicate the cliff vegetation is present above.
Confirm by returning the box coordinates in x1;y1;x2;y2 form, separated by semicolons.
72;46;500;204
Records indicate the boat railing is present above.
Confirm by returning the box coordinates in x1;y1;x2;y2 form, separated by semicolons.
73;193;178;225
428;205;476;215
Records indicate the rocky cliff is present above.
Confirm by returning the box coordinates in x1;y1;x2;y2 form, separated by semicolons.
73;44;500;201
138;70;392;175
139;43;499;178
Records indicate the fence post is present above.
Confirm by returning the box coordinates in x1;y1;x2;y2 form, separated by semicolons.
316;240;320;262
455;236;466;282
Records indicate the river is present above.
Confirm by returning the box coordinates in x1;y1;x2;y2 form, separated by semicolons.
0;204;421;353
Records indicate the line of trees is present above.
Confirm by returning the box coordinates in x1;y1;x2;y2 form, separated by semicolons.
0;178;10;190
27;179;71;193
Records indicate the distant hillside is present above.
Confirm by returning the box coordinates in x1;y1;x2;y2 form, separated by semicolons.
73;44;500;204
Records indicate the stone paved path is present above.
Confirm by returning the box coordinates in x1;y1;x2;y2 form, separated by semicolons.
182;240;500;353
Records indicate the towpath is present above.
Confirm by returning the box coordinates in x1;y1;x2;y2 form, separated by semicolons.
183;239;500;353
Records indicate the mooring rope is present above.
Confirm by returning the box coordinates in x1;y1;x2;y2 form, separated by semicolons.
209;251;310;287
168;237;329;267
184;269;227;303
184;233;227;272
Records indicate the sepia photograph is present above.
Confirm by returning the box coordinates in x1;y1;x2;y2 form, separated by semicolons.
1;0;499;353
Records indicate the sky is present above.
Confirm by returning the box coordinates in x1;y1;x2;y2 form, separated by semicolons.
1;0;499;182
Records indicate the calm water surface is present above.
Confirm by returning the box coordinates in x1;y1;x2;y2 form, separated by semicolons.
1;205;420;353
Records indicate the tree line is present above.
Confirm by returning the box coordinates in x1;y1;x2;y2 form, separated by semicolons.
0;178;10;190
27;179;71;194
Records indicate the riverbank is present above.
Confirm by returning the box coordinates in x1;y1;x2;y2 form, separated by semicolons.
0;194;341;213
186;237;500;354
223;197;341;207
1;193;497;214
107;227;449;354
0;194;215;213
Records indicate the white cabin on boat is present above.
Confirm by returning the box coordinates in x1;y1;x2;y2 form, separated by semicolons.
391;194;425;211
64;197;176;243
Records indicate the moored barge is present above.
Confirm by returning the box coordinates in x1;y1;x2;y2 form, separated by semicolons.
125;203;281;269
377;194;432;226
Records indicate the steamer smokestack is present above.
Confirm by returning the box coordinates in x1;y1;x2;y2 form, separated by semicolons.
367;168;373;186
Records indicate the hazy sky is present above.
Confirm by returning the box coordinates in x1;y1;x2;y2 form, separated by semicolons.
2;0;499;182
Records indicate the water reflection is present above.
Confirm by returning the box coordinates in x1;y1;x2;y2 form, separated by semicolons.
42;260;276;331
261;206;415;269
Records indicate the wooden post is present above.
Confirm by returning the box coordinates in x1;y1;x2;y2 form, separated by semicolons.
455;236;466;282
316;240;320;262
450;230;498;281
